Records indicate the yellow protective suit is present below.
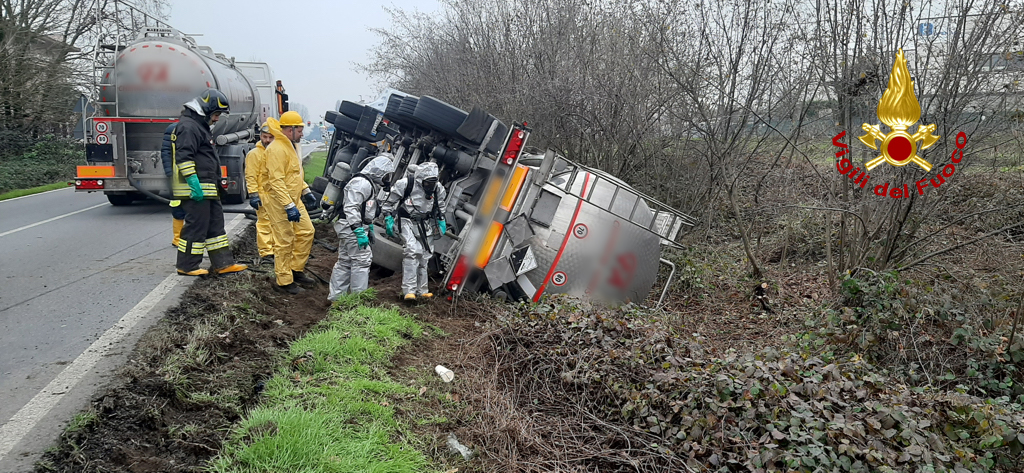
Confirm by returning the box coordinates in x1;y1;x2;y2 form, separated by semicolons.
244;142;275;257
263;117;314;286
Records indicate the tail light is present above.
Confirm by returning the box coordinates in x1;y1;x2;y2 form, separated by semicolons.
446;256;470;292
502;129;526;165
76;179;104;190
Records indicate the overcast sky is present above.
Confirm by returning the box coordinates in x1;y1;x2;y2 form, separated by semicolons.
168;0;437;124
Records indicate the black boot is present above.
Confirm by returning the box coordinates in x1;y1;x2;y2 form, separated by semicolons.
274;282;304;295
293;270;317;286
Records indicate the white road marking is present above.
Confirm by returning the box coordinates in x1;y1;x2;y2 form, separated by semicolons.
0;203;107;238
0;213;247;461
0;187;72;204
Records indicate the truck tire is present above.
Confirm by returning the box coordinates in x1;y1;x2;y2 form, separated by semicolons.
333;114;358;135
396;97;418;120
222;191;245;205
106;193;134;206
339;101;365;120
311;175;329;195
384;95;403;120
413;96;469;136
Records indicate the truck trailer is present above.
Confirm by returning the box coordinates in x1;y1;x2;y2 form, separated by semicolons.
75;27;286;205
314;91;697;304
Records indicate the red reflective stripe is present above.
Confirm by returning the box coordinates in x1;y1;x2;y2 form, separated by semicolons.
533;173;591;302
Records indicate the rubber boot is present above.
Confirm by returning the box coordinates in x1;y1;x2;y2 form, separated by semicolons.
419;292;434;299
177;268;209;276
403;293;417;302
171;218;184;247
216;263;248;275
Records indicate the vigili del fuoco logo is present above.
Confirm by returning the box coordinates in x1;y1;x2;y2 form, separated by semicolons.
832;49;967;198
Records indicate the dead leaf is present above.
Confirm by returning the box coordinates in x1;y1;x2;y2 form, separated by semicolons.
418;386;428;396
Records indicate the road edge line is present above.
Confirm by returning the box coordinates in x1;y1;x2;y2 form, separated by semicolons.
0;186;72;205
0;213;248;461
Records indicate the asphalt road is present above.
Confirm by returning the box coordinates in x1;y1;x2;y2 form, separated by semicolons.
0;142;321;471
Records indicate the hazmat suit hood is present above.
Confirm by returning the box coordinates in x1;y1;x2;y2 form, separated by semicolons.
414;162;439;182
266;117;287;144
361;154;396;186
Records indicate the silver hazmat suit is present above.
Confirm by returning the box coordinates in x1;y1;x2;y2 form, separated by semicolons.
328;154;395;300
382;162;447;296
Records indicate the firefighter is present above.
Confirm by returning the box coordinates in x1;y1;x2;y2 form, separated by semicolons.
161;122;186;247
327;154;395;300
244;122;275;264
171;89;248;276
382;161;447;301
264;112;317;294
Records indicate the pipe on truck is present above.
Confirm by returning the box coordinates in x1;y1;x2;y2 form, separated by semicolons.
215;129;255;146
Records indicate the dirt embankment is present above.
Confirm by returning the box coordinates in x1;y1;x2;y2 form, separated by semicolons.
38;224;335;473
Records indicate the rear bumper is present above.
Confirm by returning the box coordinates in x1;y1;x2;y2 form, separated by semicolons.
73;176;168;193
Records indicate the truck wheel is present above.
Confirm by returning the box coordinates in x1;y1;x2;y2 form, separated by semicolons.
339;101;365;120
384;95;403;119
413;96;469;136
311;176;329;195
107;194;134;206
222;192;245;205
333;114;358;135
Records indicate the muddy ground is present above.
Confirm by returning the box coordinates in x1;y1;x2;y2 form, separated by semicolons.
38;223;336;472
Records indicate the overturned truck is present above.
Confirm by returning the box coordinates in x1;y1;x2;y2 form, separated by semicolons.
311;90;697;303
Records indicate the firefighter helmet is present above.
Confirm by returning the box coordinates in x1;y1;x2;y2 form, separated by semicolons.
198;88;230;116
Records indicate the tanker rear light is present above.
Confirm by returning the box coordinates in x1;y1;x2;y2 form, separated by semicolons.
220;166;229;189
447;256;470;292
76;179;104;190
502;129;526;165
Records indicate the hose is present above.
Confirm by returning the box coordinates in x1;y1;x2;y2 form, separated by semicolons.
127;172;257;216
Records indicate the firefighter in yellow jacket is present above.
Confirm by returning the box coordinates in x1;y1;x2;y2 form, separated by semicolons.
244;122;275;263
264;112;317;294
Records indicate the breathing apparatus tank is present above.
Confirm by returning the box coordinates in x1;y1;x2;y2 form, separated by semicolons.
320;162;353;210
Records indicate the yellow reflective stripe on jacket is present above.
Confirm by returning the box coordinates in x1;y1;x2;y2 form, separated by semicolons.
177;161;197;177
172;186;220;199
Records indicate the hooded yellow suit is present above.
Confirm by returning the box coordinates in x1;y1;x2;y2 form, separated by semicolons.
263;117;314;286
244;141;275;258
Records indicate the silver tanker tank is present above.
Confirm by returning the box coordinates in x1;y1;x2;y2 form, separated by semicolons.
79;27;276;205
98;28;260;137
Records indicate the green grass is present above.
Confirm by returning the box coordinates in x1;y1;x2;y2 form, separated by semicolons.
304;151;327;185
0;181;70;201
208;290;429;473
65;410;97;434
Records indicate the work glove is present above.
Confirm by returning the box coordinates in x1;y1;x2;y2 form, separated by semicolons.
285;203;301;222
185;174;204;201
353;226;369;249
301;188;317;210
249;192;262;210
385;215;396;237
437;218;447;235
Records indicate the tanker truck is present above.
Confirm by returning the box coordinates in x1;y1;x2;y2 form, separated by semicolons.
315;91;698;304
75;27;286;205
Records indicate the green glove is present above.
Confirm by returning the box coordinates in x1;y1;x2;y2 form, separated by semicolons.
385;215;396;236
437;218;447;235
185;174;204;201
353;226;369;249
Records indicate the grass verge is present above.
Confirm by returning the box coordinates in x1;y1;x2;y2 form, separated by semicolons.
0;181;70;201
209;290;429;473
304;151;327;185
